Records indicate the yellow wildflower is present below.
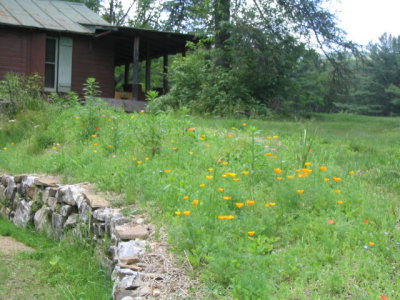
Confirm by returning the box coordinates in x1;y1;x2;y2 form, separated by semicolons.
192;200;199;206
183;211;191;216
246;200;255;206
247;231;256;236
319;166;328;171
297;190;305;195
223;196;232;200
235;202;244;208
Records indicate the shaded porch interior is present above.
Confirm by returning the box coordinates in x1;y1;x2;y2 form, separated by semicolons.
97;27;194;110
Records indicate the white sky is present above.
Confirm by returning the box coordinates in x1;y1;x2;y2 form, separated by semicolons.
328;0;400;45
120;0;400;46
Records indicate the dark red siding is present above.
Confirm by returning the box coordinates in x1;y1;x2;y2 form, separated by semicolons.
1;28;115;97
0;28;45;79
72;36;115;97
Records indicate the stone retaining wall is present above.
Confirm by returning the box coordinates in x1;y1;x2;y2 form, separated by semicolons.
0;174;159;300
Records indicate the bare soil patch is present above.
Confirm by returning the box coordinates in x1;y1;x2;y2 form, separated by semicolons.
0;236;34;255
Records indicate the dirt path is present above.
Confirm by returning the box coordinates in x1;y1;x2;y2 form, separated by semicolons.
0;236;34;255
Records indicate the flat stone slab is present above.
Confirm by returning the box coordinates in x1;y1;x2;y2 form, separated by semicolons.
84;192;110;209
115;224;149;240
34;177;59;187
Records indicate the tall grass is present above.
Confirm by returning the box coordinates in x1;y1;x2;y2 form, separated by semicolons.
1;103;399;298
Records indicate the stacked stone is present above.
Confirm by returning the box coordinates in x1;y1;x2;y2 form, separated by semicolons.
0;174;157;299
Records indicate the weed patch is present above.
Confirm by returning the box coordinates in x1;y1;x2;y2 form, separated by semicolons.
1;107;400;299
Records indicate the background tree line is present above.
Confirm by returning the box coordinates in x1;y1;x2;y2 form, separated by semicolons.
66;0;400;116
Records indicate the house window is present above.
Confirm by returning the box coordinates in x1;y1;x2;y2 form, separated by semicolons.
45;37;58;91
44;36;73;93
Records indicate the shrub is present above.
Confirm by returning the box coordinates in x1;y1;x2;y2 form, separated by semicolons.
0;73;45;117
147;43;262;116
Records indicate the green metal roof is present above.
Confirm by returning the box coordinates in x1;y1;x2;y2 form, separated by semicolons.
0;0;112;34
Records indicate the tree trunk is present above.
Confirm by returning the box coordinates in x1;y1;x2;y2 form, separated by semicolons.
214;0;230;67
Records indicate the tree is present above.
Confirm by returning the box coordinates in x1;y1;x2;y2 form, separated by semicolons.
62;0;102;13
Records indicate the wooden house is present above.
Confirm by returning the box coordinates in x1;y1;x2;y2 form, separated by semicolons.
0;0;194;110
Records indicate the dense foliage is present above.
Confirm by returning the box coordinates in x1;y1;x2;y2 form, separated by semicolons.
61;1;400;116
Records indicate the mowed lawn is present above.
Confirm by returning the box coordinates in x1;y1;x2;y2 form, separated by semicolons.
1;106;399;299
0;217;112;300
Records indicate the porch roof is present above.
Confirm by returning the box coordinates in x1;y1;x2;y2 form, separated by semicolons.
109;27;196;65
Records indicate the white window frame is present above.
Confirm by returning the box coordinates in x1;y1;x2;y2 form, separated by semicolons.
44;37;59;92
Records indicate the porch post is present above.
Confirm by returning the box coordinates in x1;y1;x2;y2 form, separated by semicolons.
124;62;129;87
145;42;151;92
163;54;169;93
132;35;140;101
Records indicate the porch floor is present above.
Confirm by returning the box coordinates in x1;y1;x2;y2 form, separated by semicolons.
101;97;147;112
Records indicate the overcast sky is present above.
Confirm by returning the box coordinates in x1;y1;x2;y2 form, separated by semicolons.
328;0;400;45
120;0;400;45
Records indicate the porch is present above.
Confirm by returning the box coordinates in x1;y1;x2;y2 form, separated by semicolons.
98;27;194;112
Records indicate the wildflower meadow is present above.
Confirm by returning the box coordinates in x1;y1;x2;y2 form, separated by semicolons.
0;103;399;299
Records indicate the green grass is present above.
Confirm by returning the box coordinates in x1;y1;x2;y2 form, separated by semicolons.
0;217;112;300
1;104;400;299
